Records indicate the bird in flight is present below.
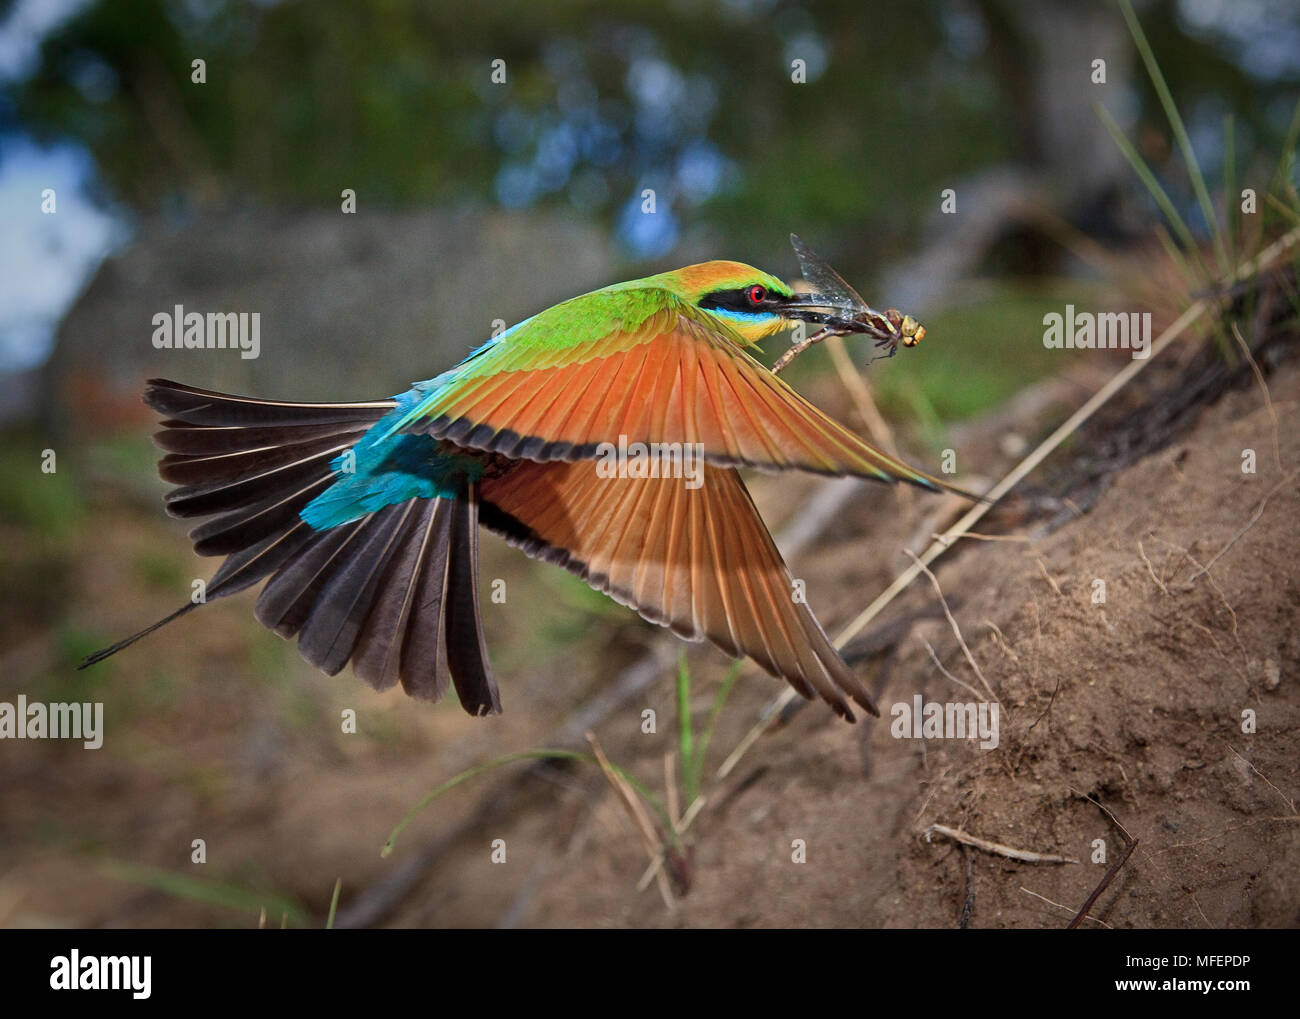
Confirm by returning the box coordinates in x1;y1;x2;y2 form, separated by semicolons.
82;251;977;722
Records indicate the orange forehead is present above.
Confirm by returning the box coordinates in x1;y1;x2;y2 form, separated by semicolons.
669;261;790;300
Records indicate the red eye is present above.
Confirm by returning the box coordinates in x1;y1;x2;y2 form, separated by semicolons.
747;285;767;305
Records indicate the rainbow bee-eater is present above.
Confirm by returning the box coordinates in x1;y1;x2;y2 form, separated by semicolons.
82;253;976;721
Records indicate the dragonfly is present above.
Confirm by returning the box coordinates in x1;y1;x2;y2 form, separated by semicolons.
771;234;926;375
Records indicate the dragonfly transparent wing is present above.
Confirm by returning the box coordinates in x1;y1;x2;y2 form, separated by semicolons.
789;234;870;313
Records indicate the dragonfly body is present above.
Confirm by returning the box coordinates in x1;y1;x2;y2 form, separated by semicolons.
783;234;926;364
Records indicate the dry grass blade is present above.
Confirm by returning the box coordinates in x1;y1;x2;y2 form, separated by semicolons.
904;549;999;708
586;731;676;909
1223;742;1298;816
920;636;983;700
1231;321;1283;471
1188;467;1300;580
1021;887;1113;928
933;531;1032;545
922;823;1079;864
1138;540;1170;596
826;335;896;445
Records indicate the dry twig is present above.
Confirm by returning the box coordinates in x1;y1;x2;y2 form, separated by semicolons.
1068;837;1138;929
1189;468;1300;580
922;823;1079;864
905;550;1000;707
920;637;983;700
1231;321;1283;472
1138;539;1170;596
587;731;676;909
1223;742;1297;815
1067;790;1139;929
1020;887;1112;928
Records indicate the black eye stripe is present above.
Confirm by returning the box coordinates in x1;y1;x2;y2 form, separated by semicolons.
699;287;779;313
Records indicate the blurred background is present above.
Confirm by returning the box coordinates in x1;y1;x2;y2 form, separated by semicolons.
1;0;1298;927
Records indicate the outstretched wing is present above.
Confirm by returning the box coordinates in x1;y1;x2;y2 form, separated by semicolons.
479;458;878;720
392;288;971;495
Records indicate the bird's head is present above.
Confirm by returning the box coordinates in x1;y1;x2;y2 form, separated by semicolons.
663;260;843;345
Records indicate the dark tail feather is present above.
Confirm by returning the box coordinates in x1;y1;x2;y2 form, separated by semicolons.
388;500;457;701
444;485;501;715
79;379;392;669
161;438;353;513
143;379;395;427
254;493;501;714
254;521;368;637
145;379;394;551
78;602;202;669
82;380;502;717
296;502;417;675
350;499;452;696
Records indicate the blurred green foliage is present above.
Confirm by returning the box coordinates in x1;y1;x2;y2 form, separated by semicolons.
15;0;1297;265
0;437;84;536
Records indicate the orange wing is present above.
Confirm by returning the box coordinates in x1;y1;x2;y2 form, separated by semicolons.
406;308;971;495
479;458;877;720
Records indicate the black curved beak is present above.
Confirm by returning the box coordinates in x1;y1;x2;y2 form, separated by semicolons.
780;291;837;312
779;292;876;333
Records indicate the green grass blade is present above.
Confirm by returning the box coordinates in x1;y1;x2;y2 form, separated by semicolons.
1118;0;1227;276
1097;102;1213;287
692;660;742;798
102;860;308;925
1154;224;1199;293
1266;192;1300;227
676;650;696;802
1270;95;1300;205
382;748;669;856
325;877;342;929
1223;114;1237;270
383;749;586;855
